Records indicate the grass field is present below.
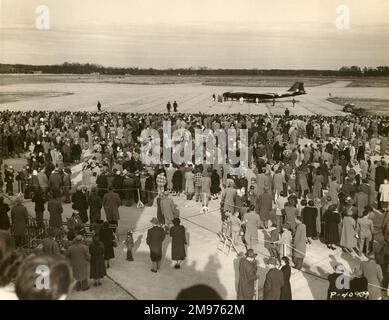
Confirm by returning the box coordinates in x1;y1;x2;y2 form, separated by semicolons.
346;78;389;87
327;97;389;114
3;74;389;88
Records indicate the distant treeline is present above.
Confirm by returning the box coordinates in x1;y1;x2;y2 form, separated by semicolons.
1;63;389;77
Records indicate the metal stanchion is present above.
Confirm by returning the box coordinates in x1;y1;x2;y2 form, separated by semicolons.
201;193;209;213
136;189;144;208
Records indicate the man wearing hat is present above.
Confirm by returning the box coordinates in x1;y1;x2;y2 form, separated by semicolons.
146;217;166;273
102;187;121;228
263;260;284;300
360;253;384;300
160;190;178;228
65;235;90;291
256;186;273;229
11;197;29;247
237;249;258;300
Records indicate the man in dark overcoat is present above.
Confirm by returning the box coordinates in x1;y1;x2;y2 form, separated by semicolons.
102;187;121;228
237;249;258;300
11;197;29;247
65;235;90;291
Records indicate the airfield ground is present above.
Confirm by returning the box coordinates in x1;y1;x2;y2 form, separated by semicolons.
1;75;389;115
1;75;388;300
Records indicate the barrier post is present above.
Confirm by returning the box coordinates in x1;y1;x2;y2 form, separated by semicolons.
136;189;144;208
201;192;209;213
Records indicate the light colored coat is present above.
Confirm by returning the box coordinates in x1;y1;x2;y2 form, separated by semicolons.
293;223;306;259
340;216;357;249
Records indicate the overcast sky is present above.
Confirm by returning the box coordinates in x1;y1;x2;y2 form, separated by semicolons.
1;0;389;69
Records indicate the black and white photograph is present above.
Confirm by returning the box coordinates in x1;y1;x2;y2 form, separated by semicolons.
0;0;389;304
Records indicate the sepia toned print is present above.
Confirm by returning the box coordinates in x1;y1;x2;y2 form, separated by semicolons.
0;0;388;302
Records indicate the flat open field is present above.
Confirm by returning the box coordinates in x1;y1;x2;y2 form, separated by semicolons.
2;74;389;87
327;97;389;115
0;75;388;115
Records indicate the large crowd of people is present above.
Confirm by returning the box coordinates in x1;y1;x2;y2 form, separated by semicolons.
0;108;389;300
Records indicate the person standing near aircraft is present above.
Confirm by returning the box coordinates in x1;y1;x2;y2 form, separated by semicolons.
173;101;178;112
292;98;296;107
166;101;171;113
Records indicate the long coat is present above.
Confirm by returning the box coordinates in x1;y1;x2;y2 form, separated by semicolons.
172;170;183;192
222;187;236;212
72;191;89;223
280;265;292;300
11;204;29;236
360;260;383;300
184;171;195;194
146;226;166;262
355;192;369;217
48;199;63;229
99;227;115;260
170;225;186;261
302;206;317;238
237;258;258;300
340;216;357;249
160;197;178;225
88;193;102;223
256;192;273;222
89;241;107;279
328;180;339;204
210;171;221;194
263;268;284;300
293;223;306;259
42;238;60;256
102;191;121;221
0;203;10;230
322;210;341;244
244;212;260;245
65;241;90;281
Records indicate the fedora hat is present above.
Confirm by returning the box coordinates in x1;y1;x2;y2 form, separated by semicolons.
150;217;159;225
245;249;257;258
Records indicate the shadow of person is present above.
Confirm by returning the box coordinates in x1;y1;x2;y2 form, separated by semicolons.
133;234;143;253
202;255;228;299
233;252;245;294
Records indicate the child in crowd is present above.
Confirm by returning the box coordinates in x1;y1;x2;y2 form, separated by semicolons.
123;229;134;261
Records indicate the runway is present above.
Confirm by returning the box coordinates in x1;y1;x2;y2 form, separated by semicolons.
1;79;389;115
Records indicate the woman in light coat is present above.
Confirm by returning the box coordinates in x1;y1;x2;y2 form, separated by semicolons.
340;208;358;254
184;170;195;200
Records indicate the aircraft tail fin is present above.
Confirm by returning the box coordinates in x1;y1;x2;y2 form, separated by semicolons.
287;82;305;92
